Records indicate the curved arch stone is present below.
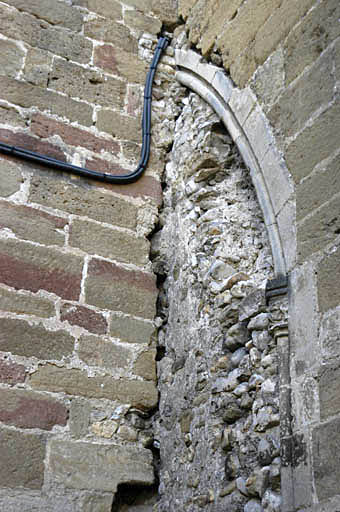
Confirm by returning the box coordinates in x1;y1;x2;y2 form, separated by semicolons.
175;49;296;277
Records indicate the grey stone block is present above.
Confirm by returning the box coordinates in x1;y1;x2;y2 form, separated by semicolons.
313;417;340;501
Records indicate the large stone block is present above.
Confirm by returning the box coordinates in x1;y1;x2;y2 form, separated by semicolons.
73;0;122;19
50;59;125;110
110;313;155;344
133;349;157;381
0;238;83;300
85;259;157;319
0;39;25;79
0;287;54;317
0;158;23;197
124;10;162;35
5;0;84;30
285;101;340;183
254;0;315;66
0;128;65;162
317;245;340;313
61;303;107;334
85;19;137;53
319;363;340;420
319;307;340;361
217;0;281;69
297;152;340;222
0;427;46;489
31;114;119;155
0;201;67;246
0;357;26;385
313;417;340;501
94;46;147;84
284;0;340;85
0;317;74;360
96;108;141;142
78;334;132;370
0;388;67;430
49;440;154;492
0;76;93;126
30;364;158;410
297;194;340;262
69;219;149;266
30;174;137;229
23;48;52;87
268;48;334;137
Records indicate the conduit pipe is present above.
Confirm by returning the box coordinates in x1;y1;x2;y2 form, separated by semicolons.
0;37;169;184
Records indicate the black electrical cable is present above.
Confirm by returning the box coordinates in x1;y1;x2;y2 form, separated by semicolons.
0;36;170;184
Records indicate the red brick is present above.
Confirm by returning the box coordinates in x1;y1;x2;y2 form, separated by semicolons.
0;388;68;430
0;238;83;301
86;157;162;205
0;128;65;161
31;114;119;155
61;303;108;334
0;358;26;385
85;259;157;319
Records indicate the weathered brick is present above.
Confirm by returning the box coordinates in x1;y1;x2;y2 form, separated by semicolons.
0;357;26;385
0;201;67;246
22;48;52;87
30;174;137;229
85;157;162;205
5;0;84;31
178;0;197;20
297;195;340;262
285;101;340;183
69;219;149;265
254;0;316;66
0;39;25;79
85;20;137;53
284;0;340;85
85;259;157;319
110;313;155;344
0;76;93;126
297;153;340;221
94;45;147;83
0;5;91;64
0;104;27;128
317;246;340;313
50;59;126;110
313;417;340;501
0;158;23;197
0;317;74;360
0;238;83;301
0;388;68;430
31;114;119;155
73;0;122;19
0;427;46;489
151;0;178;28
49;440;154;492
217;0;281;69
96;108;141;141
61;303;107;334
133;349;157;381
0;287;54;318
124;10;162;35
78;335;131;369
69;399;90;438
187;0;243;55
0;128;65;162
30;364;158;410
268;49;334;137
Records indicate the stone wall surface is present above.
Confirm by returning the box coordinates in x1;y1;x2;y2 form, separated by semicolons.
0;0;339;511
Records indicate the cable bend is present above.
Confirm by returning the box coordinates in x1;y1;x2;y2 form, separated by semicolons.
0;36;170;185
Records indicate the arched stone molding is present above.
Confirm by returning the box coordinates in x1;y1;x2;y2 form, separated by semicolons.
175;49;296;279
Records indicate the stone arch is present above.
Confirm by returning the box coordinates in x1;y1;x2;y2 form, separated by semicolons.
175;49;296;279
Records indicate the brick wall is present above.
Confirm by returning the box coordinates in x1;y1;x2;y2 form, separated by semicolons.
0;0;174;509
